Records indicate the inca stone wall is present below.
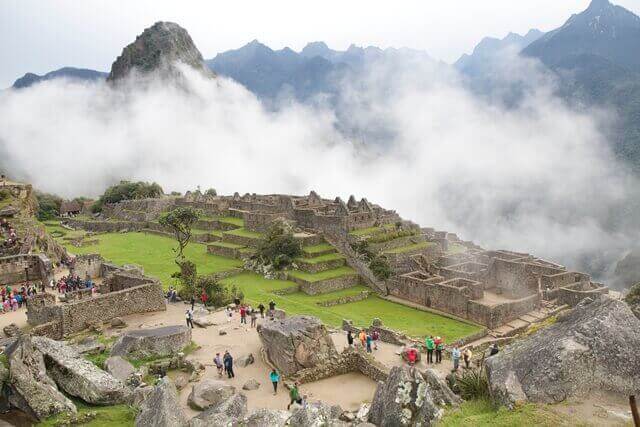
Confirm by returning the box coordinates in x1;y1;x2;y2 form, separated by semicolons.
72;254;104;279
0;254;53;286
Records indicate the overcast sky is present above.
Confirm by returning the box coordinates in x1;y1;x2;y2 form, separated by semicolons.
2;0;639;87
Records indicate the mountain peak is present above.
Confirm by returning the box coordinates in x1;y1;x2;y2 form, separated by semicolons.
107;21;212;82
587;0;612;11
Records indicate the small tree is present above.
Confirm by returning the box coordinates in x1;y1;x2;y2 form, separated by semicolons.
256;219;302;270
369;255;393;280
159;207;201;265
204;188;217;196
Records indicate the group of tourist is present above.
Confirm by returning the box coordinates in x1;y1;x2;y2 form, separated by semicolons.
54;274;94;294
213;351;235;378
0;284;38;314
0;218;18;250
346;329;380;353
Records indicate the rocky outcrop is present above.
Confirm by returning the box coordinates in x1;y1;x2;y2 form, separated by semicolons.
289;401;344;427
242;378;260;390
111;325;191;359
3;324;20;338
70;336;105;355
368;366;454;426
4;335;76;420
189;392;247;427
135;377;188;427
32;336;128;405
236;353;255;367
108;21;213;82
104;356;136;382
187;378;236;410
485;296;640;408
240;408;291;426
257;315;338;375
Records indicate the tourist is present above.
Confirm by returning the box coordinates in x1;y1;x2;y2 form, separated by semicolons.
435;336;444;364
463;348;472;369
366;333;373;353
489;343;499;356
270;369;280;394
287;382;302;410
223;351;234;378
11;295;18;311
225;306;233;323
200;289;208;306
268;300;276;316
407;347;418;365
214;353;224;377
358;329;367;347
239;305;247;324
250;308;257;328
426;336;435;364
190;295;195;311
452;346;461;371
258;303;265;318
186;308;194;329
347;330;354;347
372;330;380;350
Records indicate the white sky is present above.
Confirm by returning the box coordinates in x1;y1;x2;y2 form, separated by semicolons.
2;0;639;87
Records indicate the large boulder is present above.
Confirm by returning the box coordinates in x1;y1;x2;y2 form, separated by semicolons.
135;377;188;427
69;336;105;355
104;356;136;382
111;325;191;359
187;378;236;410
32;336;128;405
257;315;338;375
3;324;20;338
289;401;344;427
4;335;76;420
368;366;451;426
485;296;640;409
240;408;291;426
189;392;247;427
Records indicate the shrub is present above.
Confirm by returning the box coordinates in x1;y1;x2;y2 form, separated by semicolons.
92;180;163;212
457;367;490;400
0;189;10;202
369;255;392;280
204;188;217;196
35;192;63;221
351;240;374;261
255;219;301;270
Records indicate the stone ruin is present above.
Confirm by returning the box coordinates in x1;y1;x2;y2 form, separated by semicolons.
26;254;166;339
0;253;53;288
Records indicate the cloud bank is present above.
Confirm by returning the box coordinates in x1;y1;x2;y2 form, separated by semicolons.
0;55;637;283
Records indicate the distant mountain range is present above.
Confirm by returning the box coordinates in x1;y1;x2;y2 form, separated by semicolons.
8;0;640;170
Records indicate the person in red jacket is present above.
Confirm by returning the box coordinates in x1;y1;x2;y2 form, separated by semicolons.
239;305;247;324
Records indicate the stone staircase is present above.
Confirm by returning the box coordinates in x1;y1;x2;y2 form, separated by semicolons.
488;300;569;338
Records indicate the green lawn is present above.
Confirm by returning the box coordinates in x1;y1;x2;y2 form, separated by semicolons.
296;253;345;264
57;232;242;287
302;243;335;254
348;223;395;237
223;228;264;239
39;400;137;427
288;266;356;282
439;399;576;427
217;216;244;227
209;241;245;249
383;241;435;254
220;273;481;339
192;228;223;237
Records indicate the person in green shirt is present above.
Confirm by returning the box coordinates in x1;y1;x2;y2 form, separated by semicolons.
288;382;301;409
426;336;435;364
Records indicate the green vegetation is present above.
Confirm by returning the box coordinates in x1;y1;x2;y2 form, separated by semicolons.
383;241;435;254
217;216;244;227
457;368;490;400
625;282;640;306
447;243;468;255
369;255;393;280
35;192;63;221
210;241;244;249
85;352;110;370
38;401;137;427
158;207;201;263
0;353;8;369
439;399;574;427
224;228;264;239
288;266;356;282
92;180;163;213
220;273;481;339
255;220;302;269
365;228;418;244
296;253;344;264
348;223;395;237
302;243;334;254
56;232;242;287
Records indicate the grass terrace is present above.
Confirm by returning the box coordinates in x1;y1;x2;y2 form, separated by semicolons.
447;242;468;255
220;273;482;339
439;399;575;426
192;228;223;237
223;228;264;239
383;241;436;254
302;243;335;254
288;266;357;282
208;241;245;249
296;253;345;264
199;215;244;227
348;223;395;237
